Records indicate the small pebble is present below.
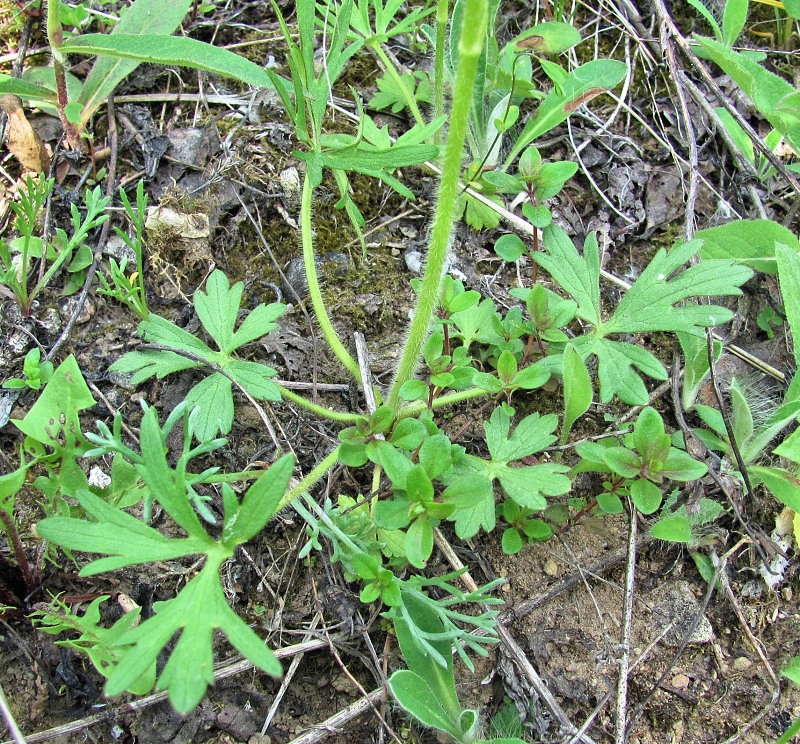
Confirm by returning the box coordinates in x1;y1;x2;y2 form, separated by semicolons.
544;558;559;577
732;656;752;672
671;673;690;690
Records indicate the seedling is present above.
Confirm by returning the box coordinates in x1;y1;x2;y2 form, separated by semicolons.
0;176;109;315
389;593;525;743
574;407;708;516
96;181;149;320
2;347;54;391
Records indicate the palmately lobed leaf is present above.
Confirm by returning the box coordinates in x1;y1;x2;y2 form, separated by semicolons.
604;239;752;335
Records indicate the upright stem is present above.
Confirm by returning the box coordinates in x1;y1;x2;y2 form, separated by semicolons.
0;511;36;594
300;173;362;383
386;0;488;411
45;0;80;150
434;0;449;144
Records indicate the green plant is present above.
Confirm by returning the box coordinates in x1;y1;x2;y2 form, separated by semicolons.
694;35;800;153
527;226;752;404
692;374;800;512
776;656;800;743
389;592;525;744
13;354;96;507
574;407;708;517
21;0;796;728
36;404;294;713
96;180;149;320
32;594;156;695
498;500;552;554
2;347;54;391
441;4;625;229
0;176;108;315
109;269;285;441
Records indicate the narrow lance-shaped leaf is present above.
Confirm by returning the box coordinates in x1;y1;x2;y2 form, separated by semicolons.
505;59;627;166
62;34;287;96
561;342;592;444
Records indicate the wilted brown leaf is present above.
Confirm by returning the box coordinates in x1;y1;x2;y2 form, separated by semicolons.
1;94;51;173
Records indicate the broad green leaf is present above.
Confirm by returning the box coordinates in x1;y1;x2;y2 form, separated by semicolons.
138;314;214;357
511;21;581;53
0;74;56;103
389;670;457;735
35;489;209;574
494;463;570;509
406;464;434;504
76;0;193;126
777;243;800;366
14;355;95;446
660;449;707;481
14;355;95;494
494;234;526;262
392;592;460;712
697;220;800;273
419;434;454;480
405;515;434;568
226;361;281;400
784;656;800;686
722;0;748;45
651;515;694;542
774;426;800;463
496;350;517;384
109;349;199;385
751;465;800;511
390;418;428;450
137;405;206;537
105;559;281;712
501;528;524;554
374;498;411;530
449;473;495;538
513;363;550;390
597;492;623;514
224;455;293;544
577;336;666;405
561;343;592;443
536;226;601;326
602;447;642;478
194;270;245;352
630;478;662;514
184;374;234;440
485;407;559;462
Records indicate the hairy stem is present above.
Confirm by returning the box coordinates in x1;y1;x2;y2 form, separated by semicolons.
44;0;80;149
277;446;341;512
434;0;449;144
300;173;361;383
279;385;364;424
386;0;488;411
